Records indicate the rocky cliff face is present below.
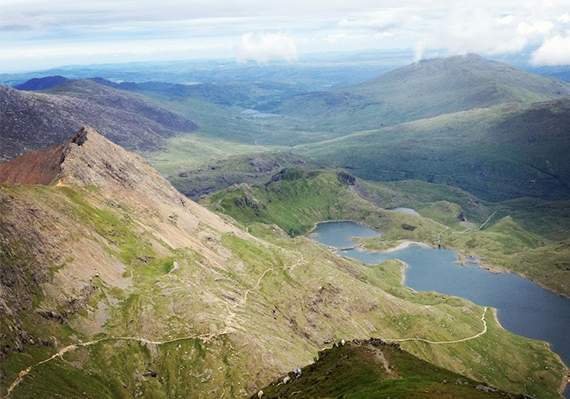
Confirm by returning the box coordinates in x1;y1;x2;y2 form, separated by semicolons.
0;82;197;161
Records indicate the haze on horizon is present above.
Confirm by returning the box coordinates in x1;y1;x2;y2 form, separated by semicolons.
1;0;569;72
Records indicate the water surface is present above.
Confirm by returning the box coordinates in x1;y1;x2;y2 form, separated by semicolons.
311;221;570;396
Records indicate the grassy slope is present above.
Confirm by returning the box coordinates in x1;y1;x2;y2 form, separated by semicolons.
145;134;279;177
1;182;565;399
149;146;310;199
298;99;570;201
255;340;516;399
276;55;570;133
207;170;570;296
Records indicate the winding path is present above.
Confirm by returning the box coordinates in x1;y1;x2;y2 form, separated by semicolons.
5;264;276;398
381;307;488;345
5;261;489;398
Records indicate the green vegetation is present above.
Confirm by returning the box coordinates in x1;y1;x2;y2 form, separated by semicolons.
297;99;570;201
208;169;570;296
277;54;570;134
146;134;278;177
256;340;516;399
2;181;565;399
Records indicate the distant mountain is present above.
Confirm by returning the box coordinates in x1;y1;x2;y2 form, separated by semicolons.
277;54;570;132
14;75;69;91
0;80;197;160
299;97;570;201
530;65;570;82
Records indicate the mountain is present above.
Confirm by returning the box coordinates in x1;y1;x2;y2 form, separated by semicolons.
0;81;197;160
531;66;570;82
298;98;570;201
0;128;564;398
254;339;517;399
277;54;570;132
14;75;69;91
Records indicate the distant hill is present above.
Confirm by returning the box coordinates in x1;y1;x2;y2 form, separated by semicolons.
277;54;570;132
299;98;570;201
14;75;69;91
531;65;570;82
0;80;197;160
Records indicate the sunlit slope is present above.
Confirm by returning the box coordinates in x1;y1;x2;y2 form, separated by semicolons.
255;339;518;399
208;169;570;296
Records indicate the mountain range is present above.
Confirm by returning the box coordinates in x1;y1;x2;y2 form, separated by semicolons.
277;54;570;132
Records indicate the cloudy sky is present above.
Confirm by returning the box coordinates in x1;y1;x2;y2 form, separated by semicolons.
1;0;570;72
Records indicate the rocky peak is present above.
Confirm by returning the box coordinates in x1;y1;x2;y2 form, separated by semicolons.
0;127;94;185
0;126;191;210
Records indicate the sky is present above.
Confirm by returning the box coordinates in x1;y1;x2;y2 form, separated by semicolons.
1;0;570;72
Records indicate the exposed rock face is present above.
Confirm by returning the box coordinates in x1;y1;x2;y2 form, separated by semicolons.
336;171;356;186
0;81;197;160
0;143;67;185
268;168;306;184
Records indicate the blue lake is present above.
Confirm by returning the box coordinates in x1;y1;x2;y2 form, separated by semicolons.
310;221;570;397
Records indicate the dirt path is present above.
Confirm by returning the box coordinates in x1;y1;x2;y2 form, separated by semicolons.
5;267;488;398
382;307;488;345
5;264;277;398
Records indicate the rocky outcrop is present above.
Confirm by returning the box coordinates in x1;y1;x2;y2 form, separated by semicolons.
336;171;356;186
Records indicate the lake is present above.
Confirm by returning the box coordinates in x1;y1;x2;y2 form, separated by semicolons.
310;220;570;397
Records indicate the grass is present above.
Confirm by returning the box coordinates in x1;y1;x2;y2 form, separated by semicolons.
146;134;279;178
1;180;566;399
207;170;570;296
256;340;516;399
296;99;570;202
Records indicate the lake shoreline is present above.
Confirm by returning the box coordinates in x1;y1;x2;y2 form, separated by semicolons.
310;219;569;299
310;219;570;397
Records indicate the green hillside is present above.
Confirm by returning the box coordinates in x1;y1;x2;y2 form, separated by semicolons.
2;132;564;399
254;339;517;399
298;99;570;201
207;169;570;296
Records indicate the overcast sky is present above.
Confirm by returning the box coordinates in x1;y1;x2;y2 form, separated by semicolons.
1;0;570;72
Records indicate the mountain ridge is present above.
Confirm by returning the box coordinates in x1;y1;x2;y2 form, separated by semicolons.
277;54;570;132
0;81;197;161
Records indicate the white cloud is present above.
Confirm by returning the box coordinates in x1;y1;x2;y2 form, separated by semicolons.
3;0;570;71
531;33;570;65
517;20;554;38
235;32;298;63
560;13;570;24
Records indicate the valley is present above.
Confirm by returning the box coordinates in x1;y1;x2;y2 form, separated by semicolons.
1;52;569;399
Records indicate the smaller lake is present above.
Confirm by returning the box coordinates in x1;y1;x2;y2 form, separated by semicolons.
310;221;570;397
